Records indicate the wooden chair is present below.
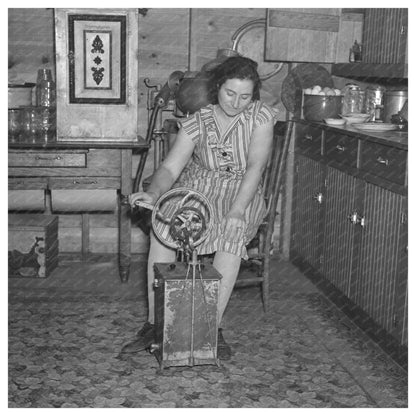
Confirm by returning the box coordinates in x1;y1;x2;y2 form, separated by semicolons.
235;120;293;312
136;119;293;313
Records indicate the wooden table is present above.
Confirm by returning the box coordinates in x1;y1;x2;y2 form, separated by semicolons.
8;139;149;282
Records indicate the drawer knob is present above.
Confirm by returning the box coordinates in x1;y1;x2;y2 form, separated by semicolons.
376;156;389;166
304;134;313;141
35;155;63;161
312;192;323;204
348;211;365;227
72;180;98;185
335;144;345;152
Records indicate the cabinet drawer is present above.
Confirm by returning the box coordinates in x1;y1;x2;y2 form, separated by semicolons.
325;133;358;168
8;150;87;168
361;142;407;185
49;177;120;189
9;177;48;190
295;124;322;157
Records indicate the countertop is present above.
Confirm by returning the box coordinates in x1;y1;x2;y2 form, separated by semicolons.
8;137;148;150
296;119;408;150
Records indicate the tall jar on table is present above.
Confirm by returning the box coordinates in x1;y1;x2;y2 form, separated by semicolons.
36;68;56;141
342;84;365;115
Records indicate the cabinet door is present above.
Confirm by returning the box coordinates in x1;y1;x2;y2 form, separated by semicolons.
321;167;358;296
265;8;341;63
352;182;405;337
291;155;324;269
393;197;407;345
362;8;408;64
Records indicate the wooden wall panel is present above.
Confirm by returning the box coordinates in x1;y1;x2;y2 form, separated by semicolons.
189;8;265;70
137;9;190;138
8;8;55;85
266;8;341;63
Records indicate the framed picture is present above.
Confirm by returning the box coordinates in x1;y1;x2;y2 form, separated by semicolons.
68;14;126;104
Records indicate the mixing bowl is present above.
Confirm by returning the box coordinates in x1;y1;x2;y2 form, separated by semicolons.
303;95;343;121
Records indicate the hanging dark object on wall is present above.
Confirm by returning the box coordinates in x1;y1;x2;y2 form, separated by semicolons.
67;13;127;104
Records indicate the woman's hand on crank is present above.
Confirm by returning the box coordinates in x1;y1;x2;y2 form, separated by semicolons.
221;210;246;242
128;191;158;209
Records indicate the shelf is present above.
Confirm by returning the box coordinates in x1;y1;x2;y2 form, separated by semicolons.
331;63;408;80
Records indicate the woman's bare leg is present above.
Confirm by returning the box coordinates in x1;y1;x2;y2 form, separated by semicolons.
147;232;176;324
213;251;241;325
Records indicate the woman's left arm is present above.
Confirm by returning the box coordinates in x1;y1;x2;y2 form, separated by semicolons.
222;119;274;241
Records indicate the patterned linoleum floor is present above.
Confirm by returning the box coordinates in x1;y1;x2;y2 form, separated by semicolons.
8;257;408;408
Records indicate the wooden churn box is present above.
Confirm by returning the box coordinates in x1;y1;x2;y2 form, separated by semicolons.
153;262;222;369
8;214;59;278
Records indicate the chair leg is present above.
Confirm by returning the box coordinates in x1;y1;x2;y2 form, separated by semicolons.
262;254;270;313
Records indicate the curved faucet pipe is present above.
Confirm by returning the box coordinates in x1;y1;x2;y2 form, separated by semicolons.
231;18;266;50
230;18;283;81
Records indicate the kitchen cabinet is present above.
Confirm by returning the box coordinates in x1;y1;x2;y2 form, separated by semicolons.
289;121;408;353
351;183;406;335
291;154;324;270
265;9;363;63
321;167;357;296
331;8;408;78
362;8;408;65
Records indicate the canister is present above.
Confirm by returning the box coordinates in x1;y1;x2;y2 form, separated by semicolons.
153;262;221;369
383;90;408;123
365;86;385;121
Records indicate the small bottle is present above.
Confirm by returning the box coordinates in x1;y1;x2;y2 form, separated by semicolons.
36;68;56;107
349;40;362;63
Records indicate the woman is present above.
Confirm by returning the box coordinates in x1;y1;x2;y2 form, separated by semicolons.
122;56;276;360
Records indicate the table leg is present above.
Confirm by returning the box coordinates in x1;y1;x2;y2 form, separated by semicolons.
119;149;132;282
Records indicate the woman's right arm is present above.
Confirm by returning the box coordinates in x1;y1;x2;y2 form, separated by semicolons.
129;127;196;207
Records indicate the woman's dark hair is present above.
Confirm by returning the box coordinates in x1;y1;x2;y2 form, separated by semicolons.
206;56;262;104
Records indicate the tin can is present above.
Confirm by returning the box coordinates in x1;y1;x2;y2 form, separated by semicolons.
365;86;385;121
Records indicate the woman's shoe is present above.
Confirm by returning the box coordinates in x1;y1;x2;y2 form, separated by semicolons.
120;322;155;354
217;328;232;360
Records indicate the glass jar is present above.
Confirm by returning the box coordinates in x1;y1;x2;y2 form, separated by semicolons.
8;108;22;142
38;107;56;142
365;86;385;122
21;106;42;142
36;68;56;107
342;84;365;115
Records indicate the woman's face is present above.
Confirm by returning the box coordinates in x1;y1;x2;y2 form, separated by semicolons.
217;78;254;117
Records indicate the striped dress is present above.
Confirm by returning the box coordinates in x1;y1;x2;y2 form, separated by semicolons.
158;101;277;259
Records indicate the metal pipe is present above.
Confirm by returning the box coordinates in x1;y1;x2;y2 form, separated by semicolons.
133;104;161;193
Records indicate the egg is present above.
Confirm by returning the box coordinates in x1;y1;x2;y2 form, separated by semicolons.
334;89;341;96
311;86;321;95
318;91;326;96
323;87;332;94
304;88;312;95
326;89;336;96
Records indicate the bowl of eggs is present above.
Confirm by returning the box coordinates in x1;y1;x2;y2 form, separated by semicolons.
303;85;343;121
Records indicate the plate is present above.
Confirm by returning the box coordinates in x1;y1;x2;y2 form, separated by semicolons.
351;123;398;132
341;113;371;124
324;118;345;126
